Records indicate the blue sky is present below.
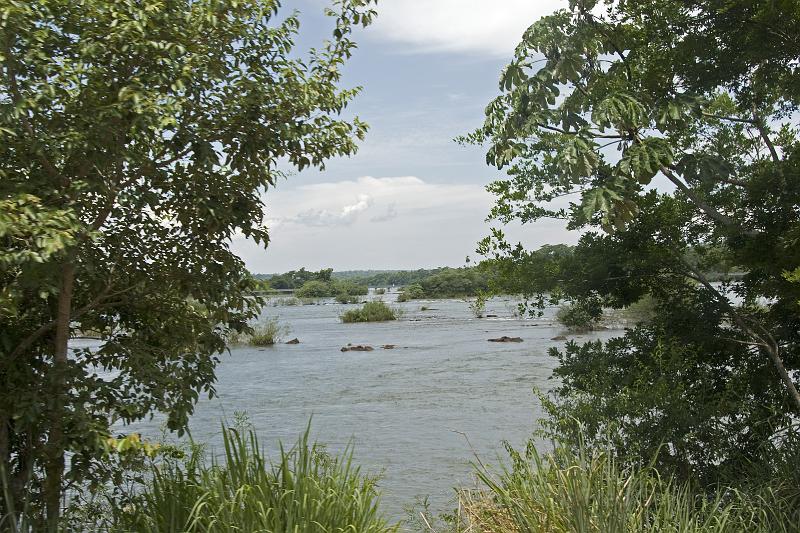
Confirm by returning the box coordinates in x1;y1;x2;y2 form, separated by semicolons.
233;0;573;273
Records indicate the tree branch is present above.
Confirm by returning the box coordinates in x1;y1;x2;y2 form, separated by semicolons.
659;166;740;228
753;113;780;163
5;282;137;363
684;267;800;411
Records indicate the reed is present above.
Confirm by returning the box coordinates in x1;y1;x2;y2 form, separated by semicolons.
110;425;397;533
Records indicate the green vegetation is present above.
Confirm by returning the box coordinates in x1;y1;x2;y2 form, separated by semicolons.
449;438;799;533
264;267;334;290
464;0;800;522
468;293;488;318
396;268;490;300
0;0;376;526
555;300;603;333
4;0;800;528
295;278;368;299
70;423;397;532
335;293;361;304
340;301;398;323
228;318;289;347
331;268;449;287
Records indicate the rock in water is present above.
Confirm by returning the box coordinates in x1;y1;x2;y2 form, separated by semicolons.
551;335;568;341
488;336;523;343
341;344;374;352
285;338;300;344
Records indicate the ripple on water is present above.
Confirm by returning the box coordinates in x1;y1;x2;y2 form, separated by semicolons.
112;295;620;522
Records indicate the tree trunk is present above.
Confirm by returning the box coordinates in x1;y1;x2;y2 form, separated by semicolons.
43;262;75;531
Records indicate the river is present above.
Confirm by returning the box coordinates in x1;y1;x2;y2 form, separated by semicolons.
120;290;620;523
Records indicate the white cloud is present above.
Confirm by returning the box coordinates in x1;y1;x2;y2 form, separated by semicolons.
368;0;567;56
291;193;373;226
234;175;578;272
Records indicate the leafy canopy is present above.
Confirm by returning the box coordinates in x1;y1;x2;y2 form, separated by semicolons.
0;0;376;523
468;0;800;483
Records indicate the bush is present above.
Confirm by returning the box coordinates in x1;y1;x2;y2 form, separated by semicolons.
295;279;332;298
620;293;658;323
334;280;368;296
397;283;425;302
555;299;602;332
108;424;397;533
340;301;398;323
228;317;288;346
335;292;359;304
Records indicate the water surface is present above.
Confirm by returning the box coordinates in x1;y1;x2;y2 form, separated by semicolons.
123;292;619;522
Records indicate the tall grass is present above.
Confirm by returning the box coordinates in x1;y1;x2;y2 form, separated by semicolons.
110;425;397;533
340;301;398;323
449;441;800;533
227;317;288;346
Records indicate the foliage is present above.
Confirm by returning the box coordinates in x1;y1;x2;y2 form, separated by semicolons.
468;293;488;318
340;301;398;323
555;299;603;332
618;294;658;324
453;437;800;533
0;0;376;525
395;268;491;301
106;424;397;533
227;317;289;347
468;0;800;490
295;278;368;299
397;284;425;302
335;292;360;304
265;268;334;290
331;268;451;288
295;279;334;298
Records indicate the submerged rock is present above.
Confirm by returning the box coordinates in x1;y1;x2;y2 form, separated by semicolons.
551;335;568;341
488;336;523;343
285;338;300;344
341;344;374;352
382;344;396;349
486;314;498;318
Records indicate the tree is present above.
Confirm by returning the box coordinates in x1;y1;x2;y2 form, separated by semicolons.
0;0;376;526
468;0;800;481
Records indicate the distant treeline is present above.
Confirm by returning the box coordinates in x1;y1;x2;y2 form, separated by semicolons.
252;245;743;300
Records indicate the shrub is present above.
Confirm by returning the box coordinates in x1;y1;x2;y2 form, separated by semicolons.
334;280;369;296
555;299;602;332
228;317;288;346
397;283;425;302
620;293;658;323
108;424;397;533
468;293;487;318
335;292;359;304
340;301;398;323
295;279;332;298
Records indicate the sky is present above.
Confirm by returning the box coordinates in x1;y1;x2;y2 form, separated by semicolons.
233;0;572;274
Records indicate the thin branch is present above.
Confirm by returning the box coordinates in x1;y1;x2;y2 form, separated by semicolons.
701;112;757;125
5;283;136;363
